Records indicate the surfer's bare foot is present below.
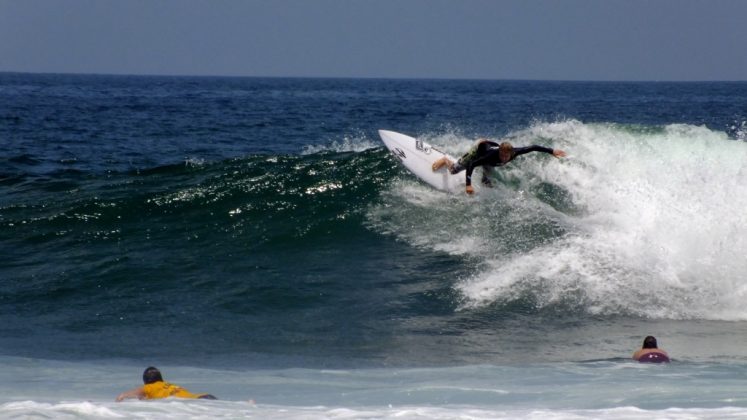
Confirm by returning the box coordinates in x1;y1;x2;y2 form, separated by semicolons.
432;157;450;171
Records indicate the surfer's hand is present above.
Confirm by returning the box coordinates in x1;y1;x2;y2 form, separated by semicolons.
553;149;566;158
465;185;474;195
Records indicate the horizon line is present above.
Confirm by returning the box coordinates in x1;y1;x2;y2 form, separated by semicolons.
1;70;746;84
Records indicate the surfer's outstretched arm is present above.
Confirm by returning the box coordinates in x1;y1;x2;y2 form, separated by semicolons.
116;386;146;402
512;145;566;159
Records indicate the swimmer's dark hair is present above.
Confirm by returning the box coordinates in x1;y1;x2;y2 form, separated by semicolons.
642;336;658;349
143;366;163;384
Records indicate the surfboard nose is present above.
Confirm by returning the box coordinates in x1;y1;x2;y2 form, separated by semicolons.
378;130;397;146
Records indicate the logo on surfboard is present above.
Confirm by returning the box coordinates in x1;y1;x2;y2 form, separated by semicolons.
392;147;406;160
415;139;431;154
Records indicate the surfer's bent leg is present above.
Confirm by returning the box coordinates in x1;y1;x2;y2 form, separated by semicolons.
434;139;487;173
449;161;465;175
447;150;475;175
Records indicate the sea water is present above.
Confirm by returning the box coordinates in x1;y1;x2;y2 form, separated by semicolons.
2;74;747;419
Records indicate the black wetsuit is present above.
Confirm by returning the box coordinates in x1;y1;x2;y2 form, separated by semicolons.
450;141;555;186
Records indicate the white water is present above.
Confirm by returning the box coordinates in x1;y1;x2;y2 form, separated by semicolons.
371;121;747;320
4;356;747;419
6;401;747;420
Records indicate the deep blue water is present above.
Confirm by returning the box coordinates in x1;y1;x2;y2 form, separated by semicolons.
2;73;747;373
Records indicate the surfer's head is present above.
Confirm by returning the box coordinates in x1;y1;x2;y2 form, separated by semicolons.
498;142;513;163
642;336;658;349
142;367;164;384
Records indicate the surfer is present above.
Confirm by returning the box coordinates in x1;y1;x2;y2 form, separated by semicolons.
431;139;566;194
632;336;670;363
115;366;218;401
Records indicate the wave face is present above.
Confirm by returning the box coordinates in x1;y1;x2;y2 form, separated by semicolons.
2;74;747;366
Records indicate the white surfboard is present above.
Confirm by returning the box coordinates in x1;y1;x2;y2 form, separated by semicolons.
378;130;466;193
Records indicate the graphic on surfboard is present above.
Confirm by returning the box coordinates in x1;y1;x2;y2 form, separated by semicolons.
379;130;468;193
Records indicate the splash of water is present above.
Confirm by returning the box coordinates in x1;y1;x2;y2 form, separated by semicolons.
371;121;747;320
301;133;379;155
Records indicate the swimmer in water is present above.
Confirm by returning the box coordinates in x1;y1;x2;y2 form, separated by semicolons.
633;336;670;363
431;138;566;195
116;366;218;401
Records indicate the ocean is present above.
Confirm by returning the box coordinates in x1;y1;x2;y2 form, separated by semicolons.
1;73;747;419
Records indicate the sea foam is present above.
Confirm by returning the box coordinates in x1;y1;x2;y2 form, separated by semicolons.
371;121;747;320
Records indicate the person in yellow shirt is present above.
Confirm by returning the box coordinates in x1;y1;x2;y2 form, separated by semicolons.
116;366;217;401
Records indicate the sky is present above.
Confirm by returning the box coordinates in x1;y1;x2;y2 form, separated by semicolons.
1;0;746;81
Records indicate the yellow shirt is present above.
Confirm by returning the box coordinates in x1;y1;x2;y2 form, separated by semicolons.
142;381;202;399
